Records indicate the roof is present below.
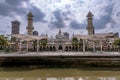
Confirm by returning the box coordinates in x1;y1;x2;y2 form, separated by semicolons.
74;33;117;40
74;35;91;39
10;34;47;41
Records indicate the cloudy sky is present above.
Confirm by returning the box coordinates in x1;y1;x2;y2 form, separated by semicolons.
0;0;120;37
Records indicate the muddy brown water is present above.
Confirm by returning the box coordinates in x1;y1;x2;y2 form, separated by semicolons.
0;67;120;80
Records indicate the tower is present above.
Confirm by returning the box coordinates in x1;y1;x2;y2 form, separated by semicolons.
11;20;20;34
86;11;95;35
11;20;20;41
26;12;34;35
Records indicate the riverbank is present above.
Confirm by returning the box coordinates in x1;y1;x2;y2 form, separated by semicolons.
0;51;120;68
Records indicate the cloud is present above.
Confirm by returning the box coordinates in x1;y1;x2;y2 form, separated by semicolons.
5;0;28;6
0;0;46;23
29;5;46;22
94;4;114;29
0;0;28;18
0;0;120;36
70;20;86;29
48;9;65;29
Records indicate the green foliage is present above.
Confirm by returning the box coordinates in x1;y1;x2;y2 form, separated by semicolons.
113;39;120;46
72;37;78;45
0;35;8;46
113;39;120;52
0;35;12;52
79;39;83;47
40;38;48;46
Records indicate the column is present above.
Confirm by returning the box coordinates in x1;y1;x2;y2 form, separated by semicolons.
93;40;95;52
26;41;29;52
37;40;39;53
83;39;85;53
19;40;22;52
100;39;103;52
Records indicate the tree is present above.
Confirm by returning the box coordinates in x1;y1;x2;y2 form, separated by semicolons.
40;38;48;47
0;35;8;45
0;35;9;50
72;38;78;45
79;39;83;51
72;38;78;51
113;39;120;52
33;40;37;51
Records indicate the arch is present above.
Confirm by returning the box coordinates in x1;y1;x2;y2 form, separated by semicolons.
39;46;42;51
65;46;68;51
46;46;49;51
53;46;56;51
72;46;75;50
58;45;63;50
69;46;71;50
50;46;53;51
75;45;78;51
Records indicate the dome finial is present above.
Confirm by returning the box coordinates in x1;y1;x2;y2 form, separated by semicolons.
72;32;74;37
59;28;61;34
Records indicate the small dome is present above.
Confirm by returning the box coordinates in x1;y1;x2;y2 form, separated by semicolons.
33;31;38;35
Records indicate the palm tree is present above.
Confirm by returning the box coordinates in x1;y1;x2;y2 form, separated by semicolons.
113;39;120;52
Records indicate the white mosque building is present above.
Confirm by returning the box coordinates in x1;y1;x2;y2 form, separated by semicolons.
11;11;119;52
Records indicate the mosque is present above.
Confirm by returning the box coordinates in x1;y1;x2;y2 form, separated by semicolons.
11;11;119;51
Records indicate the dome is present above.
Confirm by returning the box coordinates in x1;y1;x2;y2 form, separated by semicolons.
33;31;38;35
55;29;66;39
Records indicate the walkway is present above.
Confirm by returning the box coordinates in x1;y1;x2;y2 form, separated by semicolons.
0;51;120;57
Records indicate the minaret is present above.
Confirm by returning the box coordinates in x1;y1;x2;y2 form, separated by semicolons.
86;11;95;35
26;12;34;35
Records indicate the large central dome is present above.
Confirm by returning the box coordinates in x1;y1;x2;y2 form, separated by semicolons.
56;29;66;39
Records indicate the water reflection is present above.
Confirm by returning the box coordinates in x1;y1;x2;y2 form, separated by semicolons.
0;77;119;80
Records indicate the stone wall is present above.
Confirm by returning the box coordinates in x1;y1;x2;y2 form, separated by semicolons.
0;55;120;68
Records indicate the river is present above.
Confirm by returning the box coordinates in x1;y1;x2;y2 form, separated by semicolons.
0;67;120;80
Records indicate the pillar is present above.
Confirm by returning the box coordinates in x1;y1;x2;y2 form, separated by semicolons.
83;39;85;53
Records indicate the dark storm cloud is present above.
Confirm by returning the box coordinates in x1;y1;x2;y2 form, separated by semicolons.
0;0;46;23
116;12;120;17
61;10;71;20
94;4;114;29
0;0;28;17
29;6;46;23
5;0;28;6
49;9;65;28
70;20;86;29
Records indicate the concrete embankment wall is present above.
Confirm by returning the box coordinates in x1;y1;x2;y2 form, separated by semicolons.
0;55;120;68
